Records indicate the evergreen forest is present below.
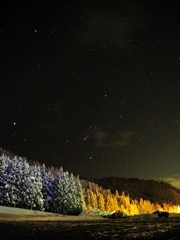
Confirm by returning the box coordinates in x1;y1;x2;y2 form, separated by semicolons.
0;151;180;216
0;153;83;215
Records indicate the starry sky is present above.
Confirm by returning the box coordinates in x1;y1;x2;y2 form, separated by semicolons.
1;1;180;187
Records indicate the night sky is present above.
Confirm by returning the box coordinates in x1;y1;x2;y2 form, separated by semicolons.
1;1;180;187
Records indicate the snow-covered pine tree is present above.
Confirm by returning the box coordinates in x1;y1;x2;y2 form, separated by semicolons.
51;167;84;215
60;171;72;214
40;164;54;212
0;153;83;214
5;156;21;207
63;173;83;215
16;157;31;209
26;165;44;211
73;175;84;214
0;154;10;206
11;159;44;211
0;155;32;209
51;167;65;213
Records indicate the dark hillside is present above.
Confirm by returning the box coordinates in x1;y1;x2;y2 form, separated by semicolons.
88;177;180;205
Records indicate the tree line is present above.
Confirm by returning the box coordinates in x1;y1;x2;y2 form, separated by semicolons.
82;181;180;215
0;152;179;216
0;154;83;215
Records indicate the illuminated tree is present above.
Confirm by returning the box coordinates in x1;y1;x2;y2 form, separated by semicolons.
97;192;105;211
0;154;11;206
0;155;44;210
130;199;140;215
0;156;30;208
69;174;84;214
15;162;44;211
52;167;66;213
143;200;153;214
28;165;44;211
87;188;98;209
52;168;84;215
60;171;72;214
105;190;119;212
41;164;53;212
5;156;21;207
76;175;84;203
17;158;31;209
85;189;93;210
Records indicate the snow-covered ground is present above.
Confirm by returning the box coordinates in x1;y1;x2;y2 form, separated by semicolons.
0;206;180;239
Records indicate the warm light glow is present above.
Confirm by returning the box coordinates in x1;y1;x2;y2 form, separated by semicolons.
83;183;180;215
168;205;180;213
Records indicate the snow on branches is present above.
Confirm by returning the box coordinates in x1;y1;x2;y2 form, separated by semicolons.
0;154;83;214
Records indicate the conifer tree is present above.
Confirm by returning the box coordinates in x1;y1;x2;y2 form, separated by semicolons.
52;167;84;215
0;154;10;206
73;175;84;214
40;164;53;212
52;167;65;213
86;188;98;209
62;171;74;214
0;156;27;208
15;161;44;211
57;171;72;214
105;193;115;212
5;156;20;207
17;158;31;209
0;153;85;214
86;188;93;210
26;165;44;211
0;155;31;208
97;192;105;211
65;173;83;215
